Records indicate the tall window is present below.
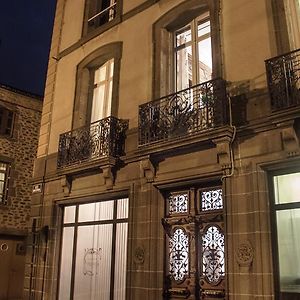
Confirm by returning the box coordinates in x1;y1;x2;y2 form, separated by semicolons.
0;106;14;137
0;162;10;205
271;171;300;299
87;0;117;32
163;185;225;298
174;13;212;91
58;198;129;300
90;59;114;123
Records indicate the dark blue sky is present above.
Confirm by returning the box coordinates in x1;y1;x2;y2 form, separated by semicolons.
0;1;57;96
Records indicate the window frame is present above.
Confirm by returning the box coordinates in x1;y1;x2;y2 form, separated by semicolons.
82;0;122;37
57;196;129;300
72;42;122;130
269;168;300;300
153;0;222;99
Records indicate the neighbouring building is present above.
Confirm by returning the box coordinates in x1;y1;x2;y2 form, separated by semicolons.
0;84;42;300
27;0;300;299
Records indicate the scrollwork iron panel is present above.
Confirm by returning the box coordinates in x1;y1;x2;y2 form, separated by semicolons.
202;225;225;285
201;189;223;211
169;228;189;282
138;78;228;145
266;48;300;110
57;116;128;168
168;192;188;215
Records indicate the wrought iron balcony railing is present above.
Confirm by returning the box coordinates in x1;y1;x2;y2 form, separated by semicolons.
266;48;300;110
57;116;128;169
138;78;228;146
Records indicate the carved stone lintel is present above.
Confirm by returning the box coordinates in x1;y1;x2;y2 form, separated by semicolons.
61;175;71;197
213;137;232;170
140;158;155;184
235;240;254;268
281;122;299;157
102;166;114;190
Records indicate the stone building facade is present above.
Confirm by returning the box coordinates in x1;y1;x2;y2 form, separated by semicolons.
28;0;300;300
0;84;42;300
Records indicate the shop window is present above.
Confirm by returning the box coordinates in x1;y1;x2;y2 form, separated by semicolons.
0;106;14;137
163;186;225;298
271;171;300;299
58;197;129;299
0;162;10;205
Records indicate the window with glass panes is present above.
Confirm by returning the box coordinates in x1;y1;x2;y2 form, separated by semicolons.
174;12;212;92
163;186;225;299
0;162;10;205
90;59;114;123
271;171;300;299
58;197;128;300
87;0;117;32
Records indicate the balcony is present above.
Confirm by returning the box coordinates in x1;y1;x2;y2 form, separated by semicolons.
138;78;229;146
266;48;300;110
57;116;128;169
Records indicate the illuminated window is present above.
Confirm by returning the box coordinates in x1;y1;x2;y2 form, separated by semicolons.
271;172;300;299
0;162;10;205
90;59;114;123
174;13;212;91
58;198;129;300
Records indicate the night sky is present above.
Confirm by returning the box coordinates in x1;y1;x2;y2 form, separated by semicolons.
0;1;57;96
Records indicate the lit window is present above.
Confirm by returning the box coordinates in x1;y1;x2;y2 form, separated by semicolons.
91;59;114;123
58;198;128;299
174;13;212;92
272;172;300;298
0;162;10;205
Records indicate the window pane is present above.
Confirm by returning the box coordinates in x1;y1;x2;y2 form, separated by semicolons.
198;19;210;38
74;224;113;300
63;206;76;224
114;223;128;300
91;84;105;123
94;65;107;83
117;198;129;219
276;209;300;294
202;225;225;284
201;188;223;211
168;192;188;215
198;38;212;83
176;26;191;47
109;59;114;78
78;201;114;222
169;227;189;281
58;227;74;300
274;173;300;204
0;163;7;172
176;45;193;91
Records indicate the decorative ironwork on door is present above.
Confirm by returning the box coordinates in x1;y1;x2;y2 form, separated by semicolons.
163;186;225;299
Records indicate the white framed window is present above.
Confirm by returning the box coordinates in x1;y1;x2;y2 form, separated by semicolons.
58;197;129;300
174;12;212;92
91;59;114;123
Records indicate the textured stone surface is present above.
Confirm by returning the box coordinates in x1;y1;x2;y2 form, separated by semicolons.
0;85;42;232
